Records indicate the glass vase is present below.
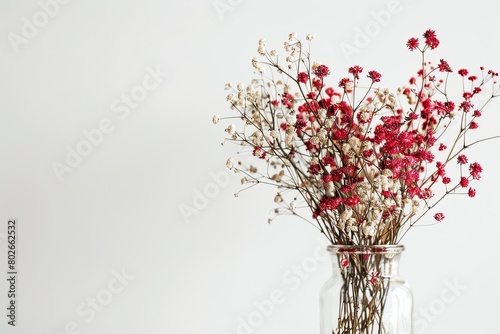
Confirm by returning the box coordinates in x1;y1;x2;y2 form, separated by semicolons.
320;245;412;334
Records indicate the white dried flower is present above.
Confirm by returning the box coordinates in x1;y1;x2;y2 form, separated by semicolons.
318;128;328;143
310;136;320;145
306;33;316;41
340;207;353;221
411;199;420;214
342;143;351;155
289;200;296;212
380;175;389;191
271;173;282;182
226;124;236;135
285;114;296;125
251;57;259;69
362;222;377;238
251;131;264;146
226;158;234;170
268;130;278;139
367;208;382;224
274;193;283;203
359;108;372;122
346;218;358;233
258;44;266;56
284;41;291;52
382;169;393;178
270;49;278;57
212;115;219;124
237;83;245;92
288;32;297;41
224;82;232;90
324;181;335;197
337;220;345;231
285;133;294;148
345;81;354;91
348;137;361;151
318;108;327;120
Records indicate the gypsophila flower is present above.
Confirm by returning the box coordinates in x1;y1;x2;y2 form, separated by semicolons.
423;29;439;49
460;177;469;188
457;155;468;164
306;33;316;41
298;72;309;83
469;162;483;180
349;65;363;80
438;59;452;72
226;124;236;135
406;37;419;51
314;64;330;78
367;70;382;83
434;212;445;222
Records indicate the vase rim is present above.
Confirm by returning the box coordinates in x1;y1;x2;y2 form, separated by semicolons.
327;244;405;254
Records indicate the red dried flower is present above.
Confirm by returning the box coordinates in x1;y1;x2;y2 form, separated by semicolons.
457;155;468;164
298;72;309;83
338;78;353;90
319;197;341;211
423;29;440;49
438;59;452;72
434;212;445;222
253;147;266;159
314;65;330;78
348;65;363;80
308;163;320;175
367;70;382;83
343;195;360;207
469;162;483;180
460;176;469;188
406;37;419;51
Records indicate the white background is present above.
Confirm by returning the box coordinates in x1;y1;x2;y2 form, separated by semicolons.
1;0;500;333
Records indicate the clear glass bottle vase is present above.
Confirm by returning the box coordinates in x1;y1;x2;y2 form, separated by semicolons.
320;245;413;334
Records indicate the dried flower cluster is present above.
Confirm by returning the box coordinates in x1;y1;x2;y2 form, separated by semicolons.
214;30;499;245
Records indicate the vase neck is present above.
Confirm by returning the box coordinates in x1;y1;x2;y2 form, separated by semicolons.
328;245;404;278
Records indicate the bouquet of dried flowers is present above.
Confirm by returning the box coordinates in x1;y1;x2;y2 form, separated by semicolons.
214;30;499;333
214;29;499;246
